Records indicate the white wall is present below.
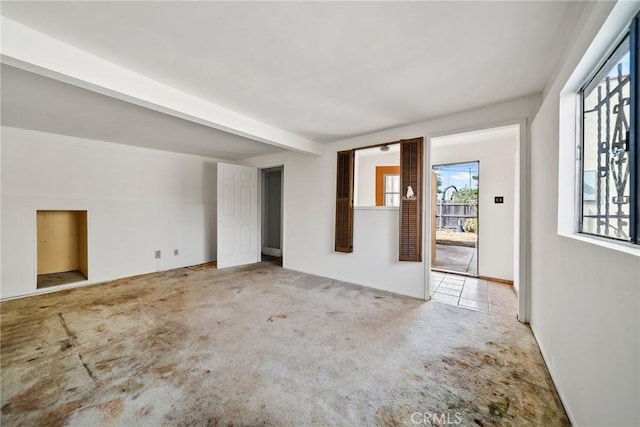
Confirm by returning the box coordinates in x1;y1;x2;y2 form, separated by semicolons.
1;127;218;299
0;133;2;292
354;149;399;206
529;1;639;425
431;130;517;281
245;94;541;299
512;145;520;295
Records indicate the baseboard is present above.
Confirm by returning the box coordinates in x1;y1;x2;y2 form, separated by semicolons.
530;325;577;426
1;276;111;302
430;267;477;277
1;259;217;302
430;268;514;286
478;275;514;285
262;247;282;257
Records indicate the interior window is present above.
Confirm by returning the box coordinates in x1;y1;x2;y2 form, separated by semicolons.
353;143;400;207
335;137;423;261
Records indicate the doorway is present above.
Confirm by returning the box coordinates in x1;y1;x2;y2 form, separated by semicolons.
261;167;283;266
431;162;479;275
428;124;521;319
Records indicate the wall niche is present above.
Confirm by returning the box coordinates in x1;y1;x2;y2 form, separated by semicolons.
37;210;88;289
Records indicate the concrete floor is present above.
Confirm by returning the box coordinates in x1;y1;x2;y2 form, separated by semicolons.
37;270;87;289
1;262;568;426
432;244;478;275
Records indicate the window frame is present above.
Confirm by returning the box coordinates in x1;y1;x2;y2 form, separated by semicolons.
632;14;639;246
334;137;424;261
373;164;401;207
383;174;401;207
578;12;639;245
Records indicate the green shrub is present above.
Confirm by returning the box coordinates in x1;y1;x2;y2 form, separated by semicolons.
463;218;477;233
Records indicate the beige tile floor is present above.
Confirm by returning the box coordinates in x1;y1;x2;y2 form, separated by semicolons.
430;271;518;317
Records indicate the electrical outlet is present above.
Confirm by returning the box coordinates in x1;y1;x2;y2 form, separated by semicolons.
174;249;179;256
155;250;161;259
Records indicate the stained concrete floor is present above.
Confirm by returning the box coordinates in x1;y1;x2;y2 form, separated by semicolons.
37;270;87;289
432;244;478;276
1;262;568;426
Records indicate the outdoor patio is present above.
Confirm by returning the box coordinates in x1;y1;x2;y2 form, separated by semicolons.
432;243;477;275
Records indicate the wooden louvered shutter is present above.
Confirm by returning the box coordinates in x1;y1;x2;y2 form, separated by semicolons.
399;138;423;261
335;150;354;253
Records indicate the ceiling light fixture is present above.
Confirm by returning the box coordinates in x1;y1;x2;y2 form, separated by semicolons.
380;145;389;152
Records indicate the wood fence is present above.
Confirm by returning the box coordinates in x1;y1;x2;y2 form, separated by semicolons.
436;200;477;229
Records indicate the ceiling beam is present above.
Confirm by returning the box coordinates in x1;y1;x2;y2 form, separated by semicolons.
0;17;322;156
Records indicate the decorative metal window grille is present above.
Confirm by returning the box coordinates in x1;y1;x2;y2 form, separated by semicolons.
580;14;638;244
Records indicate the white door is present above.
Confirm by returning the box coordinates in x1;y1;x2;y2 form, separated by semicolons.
217;163;259;268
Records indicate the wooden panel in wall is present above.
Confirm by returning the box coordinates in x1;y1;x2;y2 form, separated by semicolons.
335;150;354;253
37;211;88;276
399;138;423;262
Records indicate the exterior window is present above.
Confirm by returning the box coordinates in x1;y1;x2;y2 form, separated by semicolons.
384;174;400;207
580;14;638;244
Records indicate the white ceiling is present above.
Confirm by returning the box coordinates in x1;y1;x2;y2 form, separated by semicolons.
431;124;520;148
357;143;401;158
1;65;283;160
1;1;583;155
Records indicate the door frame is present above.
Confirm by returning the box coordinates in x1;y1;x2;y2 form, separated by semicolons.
431;160;480;277
257;164;285;264
425;118;529;323
260;166;284;258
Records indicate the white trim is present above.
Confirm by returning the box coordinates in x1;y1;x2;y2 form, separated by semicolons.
354;206;399;211
558;1;640;258
258;164;285;266
517;118;530;323
2;276;112;302
559;232;640;257
424;136;432;301
281;166;284;264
